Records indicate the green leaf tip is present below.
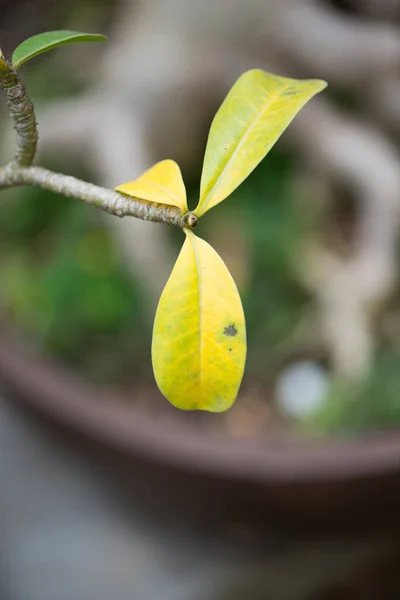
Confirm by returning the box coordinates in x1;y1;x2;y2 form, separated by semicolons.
12;30;107;69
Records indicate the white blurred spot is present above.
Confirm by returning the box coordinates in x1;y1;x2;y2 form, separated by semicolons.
276;360;329;419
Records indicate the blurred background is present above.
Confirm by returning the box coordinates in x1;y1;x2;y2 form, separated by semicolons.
1;0;400;598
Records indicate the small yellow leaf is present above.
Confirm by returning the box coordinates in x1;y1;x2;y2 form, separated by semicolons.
152;229;246;412
115;159;188;213
195;69;327;217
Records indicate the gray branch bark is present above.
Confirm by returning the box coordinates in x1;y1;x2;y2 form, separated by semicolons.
0;63;37;166
0;164;192;227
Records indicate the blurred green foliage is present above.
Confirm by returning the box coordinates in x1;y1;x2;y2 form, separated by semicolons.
0;184;150;384
306;352;400;437
239;153;311;370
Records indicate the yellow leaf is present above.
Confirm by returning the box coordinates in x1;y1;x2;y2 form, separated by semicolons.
152;229;246;412
115;159;188;213
195;69;327;217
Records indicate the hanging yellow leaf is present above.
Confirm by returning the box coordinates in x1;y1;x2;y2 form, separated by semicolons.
115;159;188;213
195;69;327;217
152;229;246;412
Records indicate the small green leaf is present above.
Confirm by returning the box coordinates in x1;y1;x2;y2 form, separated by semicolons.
195;70;327;217
12;30;107;69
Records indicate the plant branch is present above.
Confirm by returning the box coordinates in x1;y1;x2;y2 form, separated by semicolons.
0;54;196;229
0;164;194;227
0;57;37;167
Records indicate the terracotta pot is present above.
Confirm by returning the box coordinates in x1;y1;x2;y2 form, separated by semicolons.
1;327;400;534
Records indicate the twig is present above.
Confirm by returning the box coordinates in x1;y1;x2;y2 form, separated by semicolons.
0;164;195;227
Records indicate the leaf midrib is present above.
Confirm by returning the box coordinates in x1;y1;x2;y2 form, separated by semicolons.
187;232;203;401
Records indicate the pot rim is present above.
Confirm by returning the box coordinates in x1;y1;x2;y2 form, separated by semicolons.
1;329;399;484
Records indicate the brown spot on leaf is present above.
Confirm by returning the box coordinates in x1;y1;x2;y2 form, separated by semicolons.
224;323;237;337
